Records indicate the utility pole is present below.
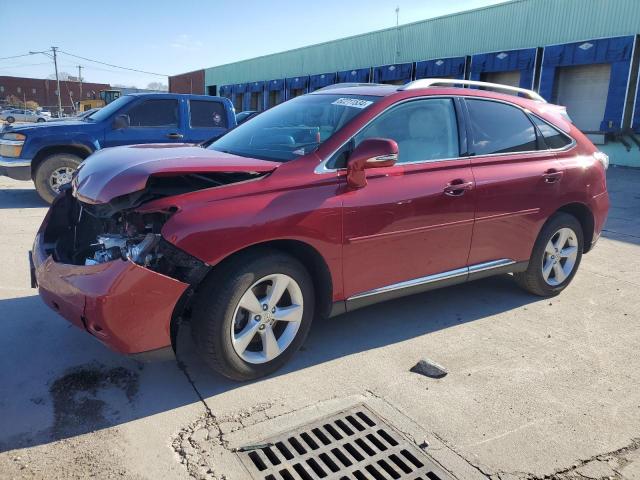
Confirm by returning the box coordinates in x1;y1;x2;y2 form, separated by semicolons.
77;65;83;101
51;46;62;117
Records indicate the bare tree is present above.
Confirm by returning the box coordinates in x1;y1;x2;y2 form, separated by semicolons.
48;71;74;81
147;81;168;91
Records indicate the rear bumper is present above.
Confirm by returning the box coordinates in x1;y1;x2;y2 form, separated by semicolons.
32;229;189;355
0;156;31;181
589;190;610;249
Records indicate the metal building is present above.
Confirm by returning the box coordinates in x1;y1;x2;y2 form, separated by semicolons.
169;0;640;166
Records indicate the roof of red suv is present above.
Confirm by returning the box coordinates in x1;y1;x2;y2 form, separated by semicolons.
311;82;573;133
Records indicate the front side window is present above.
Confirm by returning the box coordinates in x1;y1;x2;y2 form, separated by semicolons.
209;94;380;162
125;99;178;127
466;99;537;155
354;98;460;164
190;100;226;128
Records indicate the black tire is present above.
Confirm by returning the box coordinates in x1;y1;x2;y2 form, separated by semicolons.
514;212;584;297
34;153;83;204
6;116;15;123
37;118;46;123
191;249;315;381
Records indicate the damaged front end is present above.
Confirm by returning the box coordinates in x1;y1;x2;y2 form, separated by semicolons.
32;185;213;356
42;185;210;285
32;145;279;356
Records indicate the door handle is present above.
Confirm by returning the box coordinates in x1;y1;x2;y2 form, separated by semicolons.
444;180;474;196
166;133;184;139
542;169;563;183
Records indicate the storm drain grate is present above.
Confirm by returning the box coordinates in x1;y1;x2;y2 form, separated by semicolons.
236;405;455;480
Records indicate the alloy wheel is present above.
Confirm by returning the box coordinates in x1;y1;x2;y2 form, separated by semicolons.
230;273;304;364
48;166;75;193
542;227;579;286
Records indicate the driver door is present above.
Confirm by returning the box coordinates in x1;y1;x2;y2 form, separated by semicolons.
341;97;475;301
103;97;185;147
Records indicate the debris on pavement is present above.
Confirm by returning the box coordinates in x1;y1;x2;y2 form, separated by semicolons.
410;358;448;378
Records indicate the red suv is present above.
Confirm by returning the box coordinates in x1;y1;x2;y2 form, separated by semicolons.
31;80;609;380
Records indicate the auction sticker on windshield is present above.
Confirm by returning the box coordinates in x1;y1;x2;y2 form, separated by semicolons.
331;98;374;109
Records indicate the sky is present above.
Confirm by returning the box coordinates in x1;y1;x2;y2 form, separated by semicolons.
0;0;508;89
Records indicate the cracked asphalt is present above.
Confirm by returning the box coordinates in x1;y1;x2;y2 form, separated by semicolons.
0;167;639;480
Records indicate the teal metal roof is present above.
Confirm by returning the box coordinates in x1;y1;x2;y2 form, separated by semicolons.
205;0;640;87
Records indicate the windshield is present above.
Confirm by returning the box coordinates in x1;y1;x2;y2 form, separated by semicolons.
208;94;380;162
86;95;134;122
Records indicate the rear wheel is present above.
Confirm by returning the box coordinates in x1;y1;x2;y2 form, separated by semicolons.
191;250;315;381
6;116;15;123
515;212;583;296
34;153;83;204
37;118;46;123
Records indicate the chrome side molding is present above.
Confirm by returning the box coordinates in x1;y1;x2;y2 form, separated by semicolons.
348;259;516;302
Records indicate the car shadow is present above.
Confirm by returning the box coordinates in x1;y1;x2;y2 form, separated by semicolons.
0;274;538;453
0;188;47;209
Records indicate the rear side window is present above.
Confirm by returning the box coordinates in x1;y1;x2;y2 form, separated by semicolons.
126;99;178;127
531;116;573;149
466;99;537;155
190;100;227;128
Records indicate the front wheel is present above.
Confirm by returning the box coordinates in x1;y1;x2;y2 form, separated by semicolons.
34;153;83;204
37;118;46;123
191;250;315;381
514;212;583;296
6;116;15;123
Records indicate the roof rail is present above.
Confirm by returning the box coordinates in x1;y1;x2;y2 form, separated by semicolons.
314;82;386;91
400;78;547;103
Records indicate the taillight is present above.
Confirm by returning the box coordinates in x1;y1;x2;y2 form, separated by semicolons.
594;151;609;170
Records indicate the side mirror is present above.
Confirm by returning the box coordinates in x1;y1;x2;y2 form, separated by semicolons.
112;114;130;130
346;138;398;189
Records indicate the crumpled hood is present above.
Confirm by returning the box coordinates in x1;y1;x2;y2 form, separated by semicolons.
73;144;280;204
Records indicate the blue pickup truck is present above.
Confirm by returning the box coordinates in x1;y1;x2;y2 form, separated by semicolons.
0;93;236;202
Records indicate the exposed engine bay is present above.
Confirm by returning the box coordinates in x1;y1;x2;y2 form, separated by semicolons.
42;186;209;285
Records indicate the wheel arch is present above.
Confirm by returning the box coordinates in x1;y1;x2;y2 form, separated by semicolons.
556;202;595;253
31;144;93;178
169;238;334;352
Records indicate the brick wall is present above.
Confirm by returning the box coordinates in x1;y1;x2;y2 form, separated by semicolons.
0;76;111;113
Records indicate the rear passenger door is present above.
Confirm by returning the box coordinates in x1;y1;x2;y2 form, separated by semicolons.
103;97;184;147
464;98;567;267
186;99;229;144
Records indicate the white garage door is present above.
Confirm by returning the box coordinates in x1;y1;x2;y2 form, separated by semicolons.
481;70;522;88
552;63;611;132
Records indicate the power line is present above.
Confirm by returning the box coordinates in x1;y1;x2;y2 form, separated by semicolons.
58;50;168;76
0;52;43;61
0;61;52;69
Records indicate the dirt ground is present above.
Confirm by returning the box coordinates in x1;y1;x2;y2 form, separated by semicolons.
0;167;639;480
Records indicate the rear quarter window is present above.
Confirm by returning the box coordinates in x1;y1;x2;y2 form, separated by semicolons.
190;100;227;128
531;115;573;149
466;99;537;155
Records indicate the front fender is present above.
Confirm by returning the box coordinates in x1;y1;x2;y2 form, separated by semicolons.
160;179;344;300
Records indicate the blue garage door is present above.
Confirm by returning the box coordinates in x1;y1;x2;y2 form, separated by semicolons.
219;85;233;103
415;57;466;80
540;36;635;133
338;68;371;83
247;81;265;111
373;63;413;85
309;72;337;92
232;83;248;113
470;48;537;89
286;76;309;99
265;79;285;108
